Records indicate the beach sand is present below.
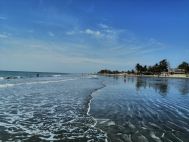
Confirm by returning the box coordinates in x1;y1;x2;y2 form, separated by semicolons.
99;73;189;79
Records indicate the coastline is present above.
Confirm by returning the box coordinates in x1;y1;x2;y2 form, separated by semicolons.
86;75;189;142
86;81;108;142
98;73;189;79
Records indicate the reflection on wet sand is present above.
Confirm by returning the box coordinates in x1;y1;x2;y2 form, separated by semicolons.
90;76;189;142
178;79;189;95
135;77;169;96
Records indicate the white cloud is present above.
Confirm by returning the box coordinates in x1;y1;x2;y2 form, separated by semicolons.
99;23;109;29
0;22;167;72
80;25;125;41
28;29;34;33
48;32;55;37
0;33;8;38
66;31;75;35
0;16;7;20
66;28;103;37
64;25;164;57
82;29;102;37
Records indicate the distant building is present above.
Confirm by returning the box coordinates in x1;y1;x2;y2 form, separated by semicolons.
169;68;185;74
161;71;169;76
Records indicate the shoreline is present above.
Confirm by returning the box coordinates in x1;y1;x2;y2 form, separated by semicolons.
86;81;108;142
98;73;189;79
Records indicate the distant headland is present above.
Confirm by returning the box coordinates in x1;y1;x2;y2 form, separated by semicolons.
98;59;189;78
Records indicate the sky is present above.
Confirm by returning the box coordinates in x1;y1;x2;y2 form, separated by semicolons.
0;0;189;73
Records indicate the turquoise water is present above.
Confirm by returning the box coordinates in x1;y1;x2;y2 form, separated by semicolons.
0;72;189;142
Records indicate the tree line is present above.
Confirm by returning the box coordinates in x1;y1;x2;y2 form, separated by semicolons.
98;59;189;75
135;59;169;75
135;59;189;75
98;69;122;74
177;61;189;73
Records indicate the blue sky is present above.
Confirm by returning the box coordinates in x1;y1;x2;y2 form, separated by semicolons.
0;0;189;73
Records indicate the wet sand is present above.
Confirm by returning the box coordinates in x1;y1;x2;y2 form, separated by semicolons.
90;76;189;142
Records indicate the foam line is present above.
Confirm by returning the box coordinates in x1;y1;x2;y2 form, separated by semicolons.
0;78;77;88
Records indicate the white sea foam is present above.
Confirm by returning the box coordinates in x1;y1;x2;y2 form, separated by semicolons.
86;82;108;141
87;75;99;79
0;77;107;141
0;78;77;89
24;78;77;85
52;74;62;77
150;131;162;142
16;76;22;79
0;77;4;80
0;83;15;88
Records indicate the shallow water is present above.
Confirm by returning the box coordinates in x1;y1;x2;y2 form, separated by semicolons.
90;76;189;142
0;74;107;141
1;73;189;142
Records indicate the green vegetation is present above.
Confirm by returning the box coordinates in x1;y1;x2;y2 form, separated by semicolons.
98;69;122;74
135;59;169;75
98;59;189;76
177;62;189;73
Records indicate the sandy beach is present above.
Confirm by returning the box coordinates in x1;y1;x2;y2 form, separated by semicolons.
98;73;189;79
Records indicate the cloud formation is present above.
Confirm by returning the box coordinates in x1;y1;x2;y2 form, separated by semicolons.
1;0;186;72
82;29;102;37
0;16;7;20
0;22;167;72
0;33;9;38
48;32;55;37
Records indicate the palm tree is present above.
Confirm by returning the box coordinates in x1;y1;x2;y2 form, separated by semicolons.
135;63;143;74
178;62;189;73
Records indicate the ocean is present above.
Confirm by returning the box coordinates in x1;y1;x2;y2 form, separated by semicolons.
90;76;189;142
0;71;189;142
0;71;107;141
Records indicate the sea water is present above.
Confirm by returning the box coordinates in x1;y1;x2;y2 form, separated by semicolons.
0;72;189;142
90;76;189;142
0;71;106;141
